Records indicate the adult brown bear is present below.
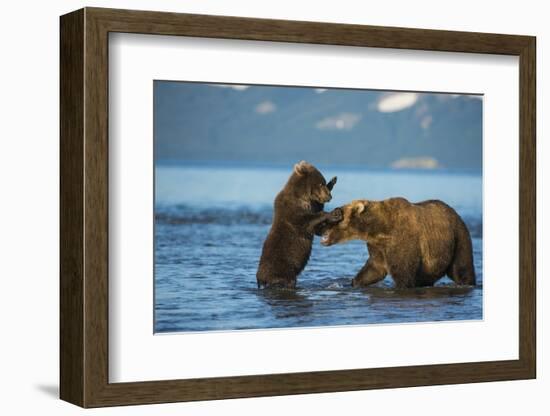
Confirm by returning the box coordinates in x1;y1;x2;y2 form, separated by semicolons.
320;198;475;288
256;161;340;289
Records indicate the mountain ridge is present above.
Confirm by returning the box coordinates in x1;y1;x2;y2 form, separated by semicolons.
154;82;482;171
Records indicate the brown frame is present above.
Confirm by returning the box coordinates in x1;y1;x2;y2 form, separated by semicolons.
60;7;536;408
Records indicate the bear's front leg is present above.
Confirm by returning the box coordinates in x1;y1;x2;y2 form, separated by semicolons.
351;257;387;287
308;208;343;235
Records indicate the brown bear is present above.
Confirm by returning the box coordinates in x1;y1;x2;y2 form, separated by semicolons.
320;198;476;288
256;161;340;289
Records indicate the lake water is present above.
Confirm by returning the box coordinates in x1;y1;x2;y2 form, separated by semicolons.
154;163;483;333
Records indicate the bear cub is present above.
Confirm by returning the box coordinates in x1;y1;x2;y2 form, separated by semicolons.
321;198;475;288
256;161;340;289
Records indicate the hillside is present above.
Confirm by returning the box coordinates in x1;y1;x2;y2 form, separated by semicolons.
154;81;482;171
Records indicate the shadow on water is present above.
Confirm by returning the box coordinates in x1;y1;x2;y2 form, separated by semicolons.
359;285;477;300
248;280;481;329
255;287;314;319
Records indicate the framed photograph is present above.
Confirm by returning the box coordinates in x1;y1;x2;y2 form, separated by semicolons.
60;7;536;408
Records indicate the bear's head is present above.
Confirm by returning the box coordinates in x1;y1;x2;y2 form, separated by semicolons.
320;200;389;246
290;160;336;205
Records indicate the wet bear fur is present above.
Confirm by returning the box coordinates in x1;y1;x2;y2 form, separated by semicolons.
321;198;476;288
256;161;339;289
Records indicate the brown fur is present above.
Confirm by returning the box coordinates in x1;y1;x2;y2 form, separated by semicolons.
321;198;476;288
256;161;340;289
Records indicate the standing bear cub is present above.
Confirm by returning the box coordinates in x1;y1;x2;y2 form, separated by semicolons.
256;161;339;289
321;198;475;288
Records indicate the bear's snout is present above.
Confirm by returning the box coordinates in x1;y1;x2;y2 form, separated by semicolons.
320;230;335;246
317;189;332;203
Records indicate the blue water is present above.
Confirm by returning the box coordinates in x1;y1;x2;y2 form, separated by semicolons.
154;163;483;333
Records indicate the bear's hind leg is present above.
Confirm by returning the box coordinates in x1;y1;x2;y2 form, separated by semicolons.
258;279;296;290
447;262;475;286
447;223;476;286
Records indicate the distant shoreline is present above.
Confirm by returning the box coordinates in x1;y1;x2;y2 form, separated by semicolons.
155;159;482;176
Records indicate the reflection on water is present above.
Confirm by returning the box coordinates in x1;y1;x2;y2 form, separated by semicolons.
154;164;483;333
257;289;314;320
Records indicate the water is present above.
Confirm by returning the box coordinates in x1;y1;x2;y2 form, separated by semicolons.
154;163;483;333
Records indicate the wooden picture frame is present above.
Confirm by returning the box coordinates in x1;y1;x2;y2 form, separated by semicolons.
60;7;536;408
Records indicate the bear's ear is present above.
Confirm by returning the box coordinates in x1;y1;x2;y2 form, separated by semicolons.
327;176;337;191
351;200;368;215
294;160;312;176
